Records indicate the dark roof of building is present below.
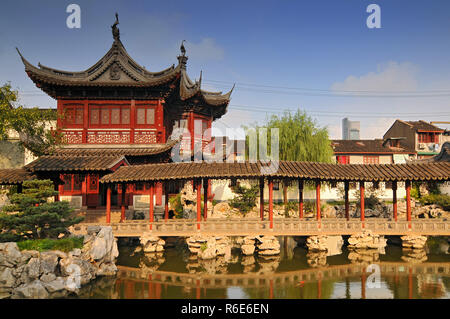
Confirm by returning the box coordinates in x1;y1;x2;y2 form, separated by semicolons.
414;142;450;163
331;139;415;154
99;160;450;183
25;156;128;172
49;139;179;157
0;168;35;185
16;16;233;115
402;120;444;132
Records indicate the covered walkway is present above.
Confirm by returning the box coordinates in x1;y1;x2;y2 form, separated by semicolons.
98;160;450;231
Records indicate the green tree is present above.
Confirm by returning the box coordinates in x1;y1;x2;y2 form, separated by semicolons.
229;184;259;216
0;83;61;156
245;109;334;203
0;179;84;242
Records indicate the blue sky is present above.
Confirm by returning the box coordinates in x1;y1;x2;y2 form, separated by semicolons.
1;0;450;139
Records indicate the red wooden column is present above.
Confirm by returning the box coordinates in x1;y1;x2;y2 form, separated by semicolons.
149;182;154;230
164;182;169;221
298;179;304;219
316;181;321;222
360;181;365;227
344;181;350;220
203;178;208;221
392;181;398;222
106;185;111;224
196;179;201;230
120;183;126;223
268;179;274;229
406;180;412;228
259;178;264;221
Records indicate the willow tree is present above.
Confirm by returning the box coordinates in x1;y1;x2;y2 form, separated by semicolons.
245;109;334;203
0;83;61;156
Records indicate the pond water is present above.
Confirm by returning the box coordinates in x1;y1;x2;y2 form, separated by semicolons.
74;237;450;299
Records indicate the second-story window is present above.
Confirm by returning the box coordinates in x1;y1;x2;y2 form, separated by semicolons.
363;156;379;164
90;106;130;126
136;107;155;125
63;107;83;126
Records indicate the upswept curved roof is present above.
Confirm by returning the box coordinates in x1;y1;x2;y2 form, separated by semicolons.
17;23;233;110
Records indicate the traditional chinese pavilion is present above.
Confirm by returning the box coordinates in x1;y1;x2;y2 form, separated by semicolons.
16;15;233;213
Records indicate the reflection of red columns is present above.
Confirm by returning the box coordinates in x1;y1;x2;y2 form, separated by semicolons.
164;182;169;221
126;281;135;299
106;185;111;224
149;182;154;230
156;283;161;299
344;181;350;220
361;268;366;299
196;180;201;230
316;181;321;222
260;178;264;221
298;179;304;219
120;183;126;223
393;181;398;222
408;267;413;299
317;279;322;299
196;279;201;299
268;179;274;229
406;180;412;228
269;279;274;299
203;179;208;221
360;181;365;227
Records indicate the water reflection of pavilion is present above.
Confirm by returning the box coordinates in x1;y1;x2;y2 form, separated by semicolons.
114;261;450;299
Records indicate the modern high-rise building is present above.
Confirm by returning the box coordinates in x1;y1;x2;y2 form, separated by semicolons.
342;118;360;140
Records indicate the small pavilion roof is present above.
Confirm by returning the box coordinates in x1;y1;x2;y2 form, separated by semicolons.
49;139;179;157
99;160;450;183
0;168;35;185
25;155;128;172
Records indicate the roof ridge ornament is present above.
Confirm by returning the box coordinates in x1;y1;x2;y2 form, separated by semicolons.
180;40;186;56
111;12;120;41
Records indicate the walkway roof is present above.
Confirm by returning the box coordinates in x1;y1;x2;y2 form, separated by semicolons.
99;160;450;183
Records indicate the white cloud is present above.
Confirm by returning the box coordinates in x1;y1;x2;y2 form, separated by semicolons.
185;38;224;61
331;61;419;92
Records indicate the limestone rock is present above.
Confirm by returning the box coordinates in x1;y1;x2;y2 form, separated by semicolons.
348;230;387;250
12;280;49;299
256;236;280;256
401;235;427;249
241;245;255;256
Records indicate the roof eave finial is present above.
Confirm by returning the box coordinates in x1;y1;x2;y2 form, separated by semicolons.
111;12;120;41
180;40;186;56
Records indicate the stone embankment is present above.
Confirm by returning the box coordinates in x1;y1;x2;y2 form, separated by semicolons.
0;226;118;299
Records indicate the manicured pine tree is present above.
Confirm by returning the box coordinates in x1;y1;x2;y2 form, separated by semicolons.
0;179;84;242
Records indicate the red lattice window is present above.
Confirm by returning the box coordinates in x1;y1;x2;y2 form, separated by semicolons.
337;155;350;164
89;105;131;127
363;156;379;164
63;107;83;127
88;174;99;193
61;174;83;194
136;107;155;125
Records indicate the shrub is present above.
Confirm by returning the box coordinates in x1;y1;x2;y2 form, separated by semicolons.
16;237;84;252
418;194;450;210
0;179;84;242
229;184;259;216
169;193;183;218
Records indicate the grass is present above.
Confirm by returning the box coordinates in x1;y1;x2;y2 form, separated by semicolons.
17;237;84;253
